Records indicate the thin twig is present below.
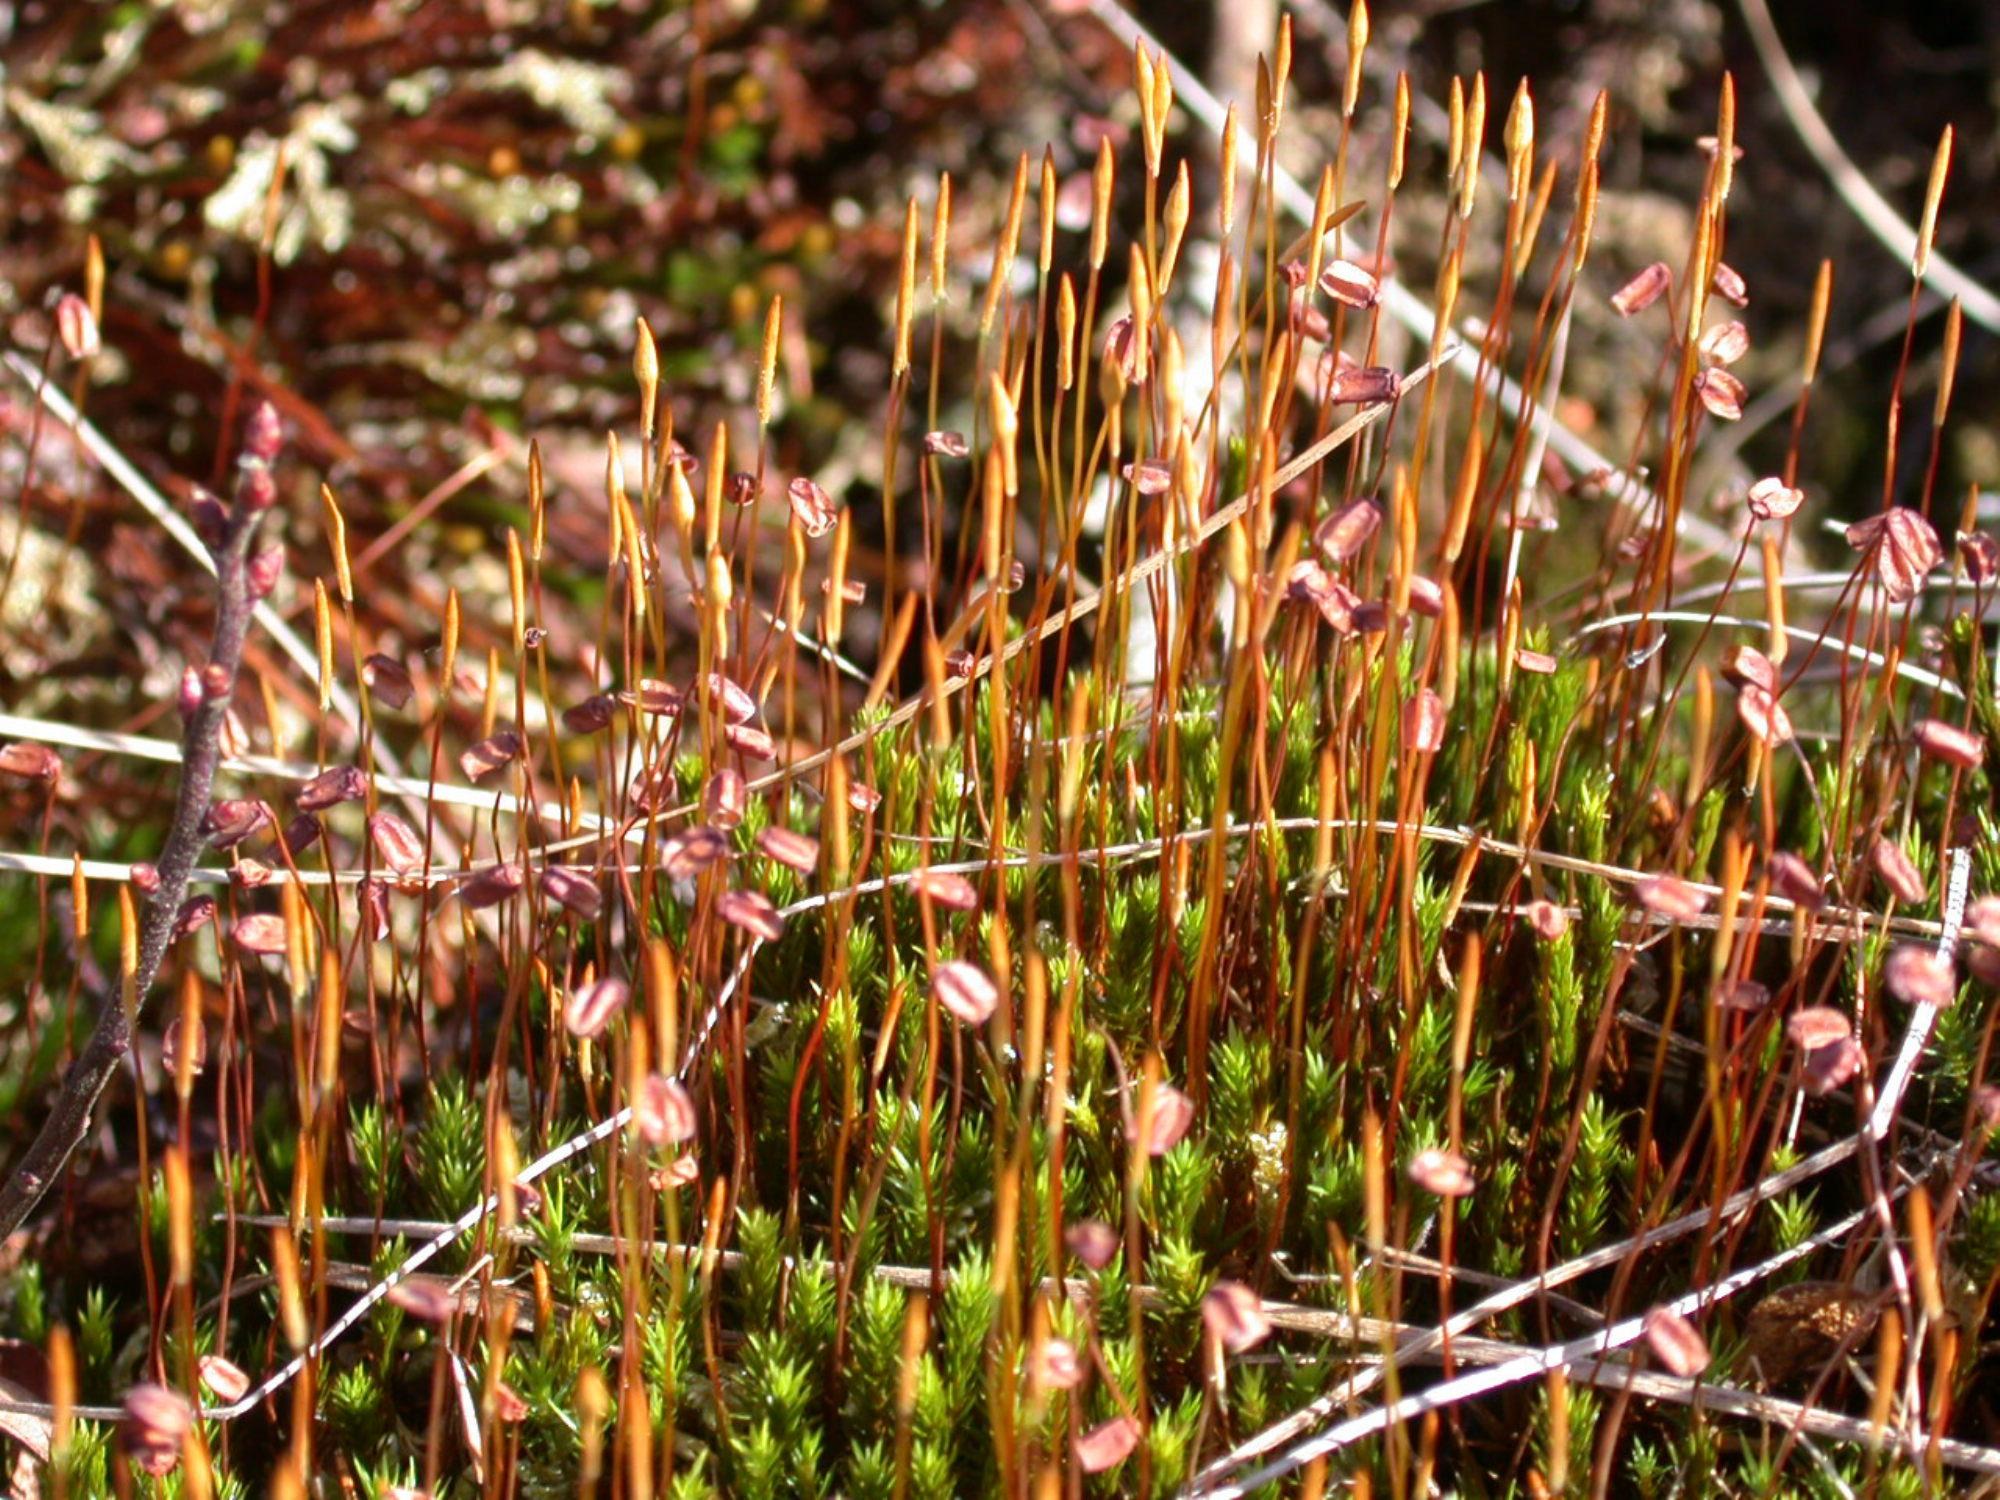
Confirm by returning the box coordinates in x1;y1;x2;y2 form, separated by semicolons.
1191;1205;1871;1496
0;421;269;1238
1734;0;2000;333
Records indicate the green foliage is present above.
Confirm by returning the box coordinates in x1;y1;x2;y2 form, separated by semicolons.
1560;1094;1628;1263
349;1098;402;1208
416;1073;487;1223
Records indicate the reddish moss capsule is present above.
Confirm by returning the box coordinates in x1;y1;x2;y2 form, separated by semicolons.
787;476;837;537
660;826;730;882
173;895;217;941
756;826;820;874
1103;315;1138;379
1912;718;1983;769
1287;560;1360;633
1030;1336;1083;1390
198;1354;249;1404
55;292;100;360
0;742;60;781
1521;899;1569;939
458;862;525;910
363;654;415;710
1957;531;1999;584
1885;945;1955;1007
540;866;604;921
1966;895;2000;948
704;768;747;828
718;888;785;941
232;858;274;890
1064;1219;1119;1269
1610;261;1671;316
162;1017;206;1078
1716;978;1770;1012
1736;685;1793;746
1721;645;1776;693
1635;873;1709;921
205;799;269;850
724;722;776;761
701;673;758;724
1330;365;1401;404
1746;477;1803;521
1846;509;1941;604
1642;1307;1710;1377
1766;852;1824;910
1515;648;1558;676
459;730;523;782
656;828;728;888
387;1277;459;1324
369;812;426;876
1318;258;1381;309
1786;1006;1851;1053
1972;943;2000;985
1315;497;1383;563
622;764;675;817
1406;575;1447;618
1407;1147;1476;1197
1126;1082;1194;1156
492;1382;529;1423
635;1074;697;1146
1202;1281;1273;1353
1870;838;1925;905
1698;319;1749;365
356;878;391;942
933;960;999;1026
1291;302;1332;342
1077;1417;1141;1474
911;867;979;912
625;679;684;718
1693;367;1746;421
297;764;367;811
231;913;286;955
1403;689;1447;754
655;1154;701;1190
1803;1035;1864;1095
121;1382;192;1476
562;693;618;734
563;976;629;1040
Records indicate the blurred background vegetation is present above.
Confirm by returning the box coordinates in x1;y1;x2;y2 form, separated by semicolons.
1;0;1994;682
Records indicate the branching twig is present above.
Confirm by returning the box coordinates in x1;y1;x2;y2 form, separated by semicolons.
0;406;275;1239
1192;1205;1872;1496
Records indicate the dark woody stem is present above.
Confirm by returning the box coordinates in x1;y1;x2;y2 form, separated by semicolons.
0;502;264;1240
